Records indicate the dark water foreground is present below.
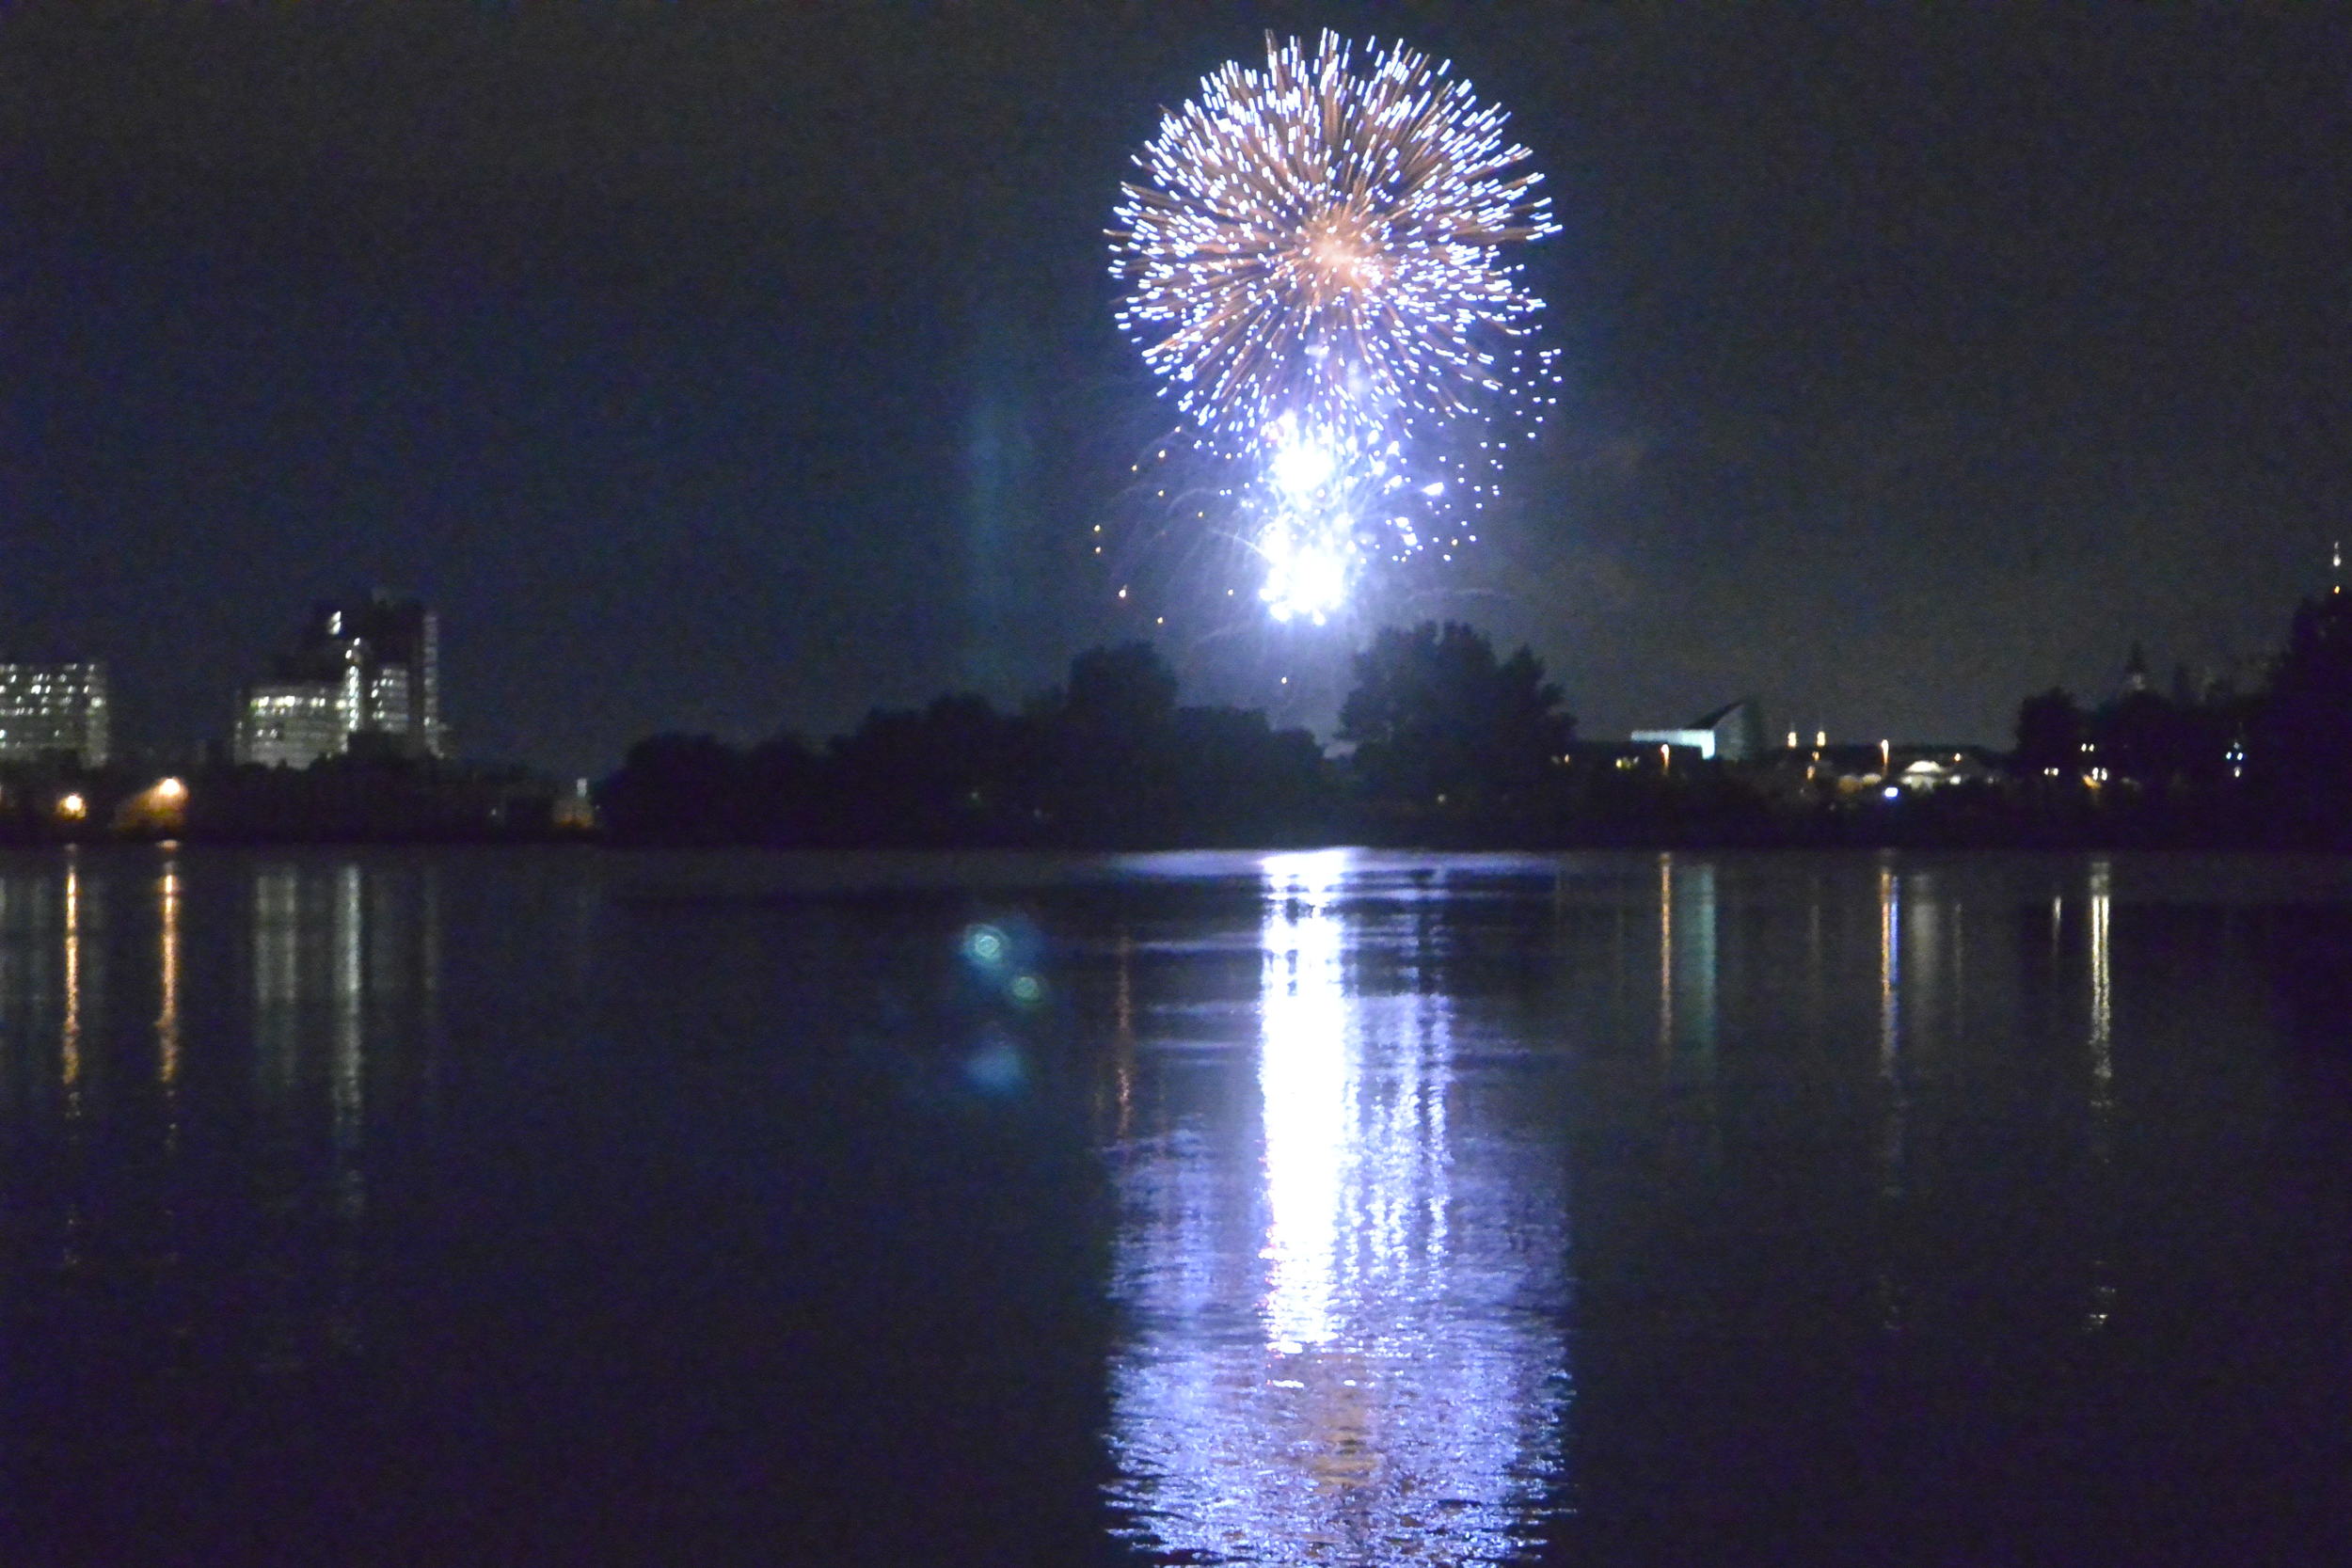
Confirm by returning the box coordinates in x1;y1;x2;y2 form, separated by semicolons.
1;847;2347;1566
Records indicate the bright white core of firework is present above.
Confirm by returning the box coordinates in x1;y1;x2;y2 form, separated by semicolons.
1259;521;1352;626
1270;436;1340;500
1256;422;1359;624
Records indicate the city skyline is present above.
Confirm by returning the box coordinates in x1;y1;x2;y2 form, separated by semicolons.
234;591;445;767
3;5;2344;773
12;571;2321;776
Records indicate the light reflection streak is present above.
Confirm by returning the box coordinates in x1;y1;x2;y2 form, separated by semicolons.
56;856;98;1270
158;858;182;1090
1105;851;1568;1563
1876;863;1910;1334
1114;926;1136;1138
2088;861;2113;1099
421;865;445;1097
8;857;448;1370
1658;855;1674;1054
255;867;300;1100
61;858;82;1104
2084;860;2116;1332
329;865;367;1348
249;863;382;1361
0;866;102;1117
332;866;366;1214
1950;896;1966;1041
1878;862;1901;1080
1658;857;1718;1067
1906;871;1938;1037
1258;851;1352;1352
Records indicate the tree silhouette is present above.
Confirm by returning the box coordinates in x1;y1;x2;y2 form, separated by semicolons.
826;695;1029;844
2096;688;2181;784
2013;688;2084;775
1040;642;1182;842
1339;622;1573;807
600;734;760;843
2252;592;2352;834
1061;642;1179;737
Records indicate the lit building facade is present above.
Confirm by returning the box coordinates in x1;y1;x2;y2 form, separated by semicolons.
1631;697;1767;764
0;662;109;767
234;594;446;767
235;681;350;768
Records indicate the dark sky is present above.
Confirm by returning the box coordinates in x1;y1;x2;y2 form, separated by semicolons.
4;3;2344;771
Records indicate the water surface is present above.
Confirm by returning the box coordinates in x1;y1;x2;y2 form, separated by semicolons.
2;847;2347;1564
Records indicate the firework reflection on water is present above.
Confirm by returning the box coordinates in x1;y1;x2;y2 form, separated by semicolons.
1104;853;1570;1564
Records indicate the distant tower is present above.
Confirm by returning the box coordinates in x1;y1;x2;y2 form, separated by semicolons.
2333;539;2343;594
234;592;446;766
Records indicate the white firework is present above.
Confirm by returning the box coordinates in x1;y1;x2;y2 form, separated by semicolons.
1109;30;1556;452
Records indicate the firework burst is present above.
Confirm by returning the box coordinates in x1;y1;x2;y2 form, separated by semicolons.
1109;30;1556;451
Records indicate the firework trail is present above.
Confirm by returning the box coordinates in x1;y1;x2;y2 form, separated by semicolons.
1107;31;1558;623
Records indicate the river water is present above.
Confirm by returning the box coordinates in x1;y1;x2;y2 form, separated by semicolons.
1;847;2347;1564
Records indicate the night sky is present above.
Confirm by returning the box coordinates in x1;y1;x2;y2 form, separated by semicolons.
5;4;2344;773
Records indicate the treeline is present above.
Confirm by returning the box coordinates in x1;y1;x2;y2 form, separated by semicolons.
2001;590;2352;846
607;625;1602;847
605;590;2352;851
605;622;1796;848
174;754;570;841
14;594;2351;849
22;594;2351;849
603;644;1330;847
